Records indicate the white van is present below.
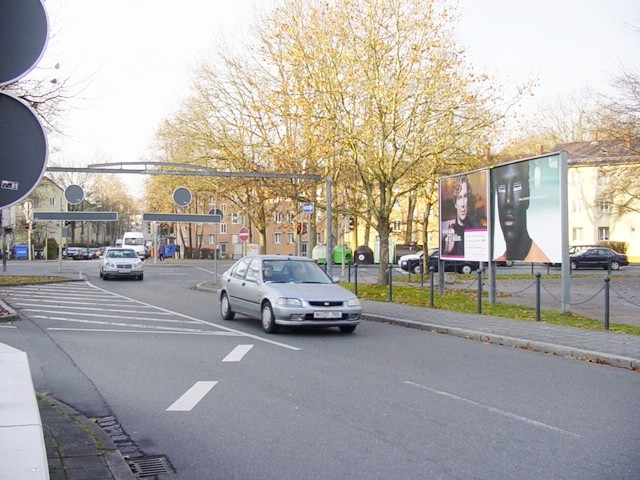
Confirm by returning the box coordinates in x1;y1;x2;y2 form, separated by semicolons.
122;231;146;260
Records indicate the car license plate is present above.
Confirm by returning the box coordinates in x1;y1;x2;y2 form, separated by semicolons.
314;311;342;319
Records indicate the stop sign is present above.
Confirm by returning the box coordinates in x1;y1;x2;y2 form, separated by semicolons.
238;227;250;241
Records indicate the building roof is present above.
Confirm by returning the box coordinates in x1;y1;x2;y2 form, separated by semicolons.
554;139;640;166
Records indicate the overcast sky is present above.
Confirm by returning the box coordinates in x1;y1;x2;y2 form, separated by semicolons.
41;0;640;193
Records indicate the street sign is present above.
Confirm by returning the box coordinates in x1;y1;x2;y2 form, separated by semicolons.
0;92;48;209
302;202;314;214
64;184;84;205
0;0;49;86
33;211;118;221
172;187;192;207
238;227;250;241
142;213;221;223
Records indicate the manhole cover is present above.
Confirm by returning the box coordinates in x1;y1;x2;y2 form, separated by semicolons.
128;455;174;477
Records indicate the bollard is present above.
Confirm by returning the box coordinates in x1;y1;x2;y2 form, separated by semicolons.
354;264;358;297
348;262;351;282
388;264;393;302
476;268;483;314
420;265;424;288
604;276;610;330
535;272;541;322
429;266;435;307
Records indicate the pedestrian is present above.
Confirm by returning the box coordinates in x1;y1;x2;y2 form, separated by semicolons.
158;243;165;261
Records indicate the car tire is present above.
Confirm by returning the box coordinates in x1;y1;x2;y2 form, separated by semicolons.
220;293;235;321
411;264;422;274
261;302;279;333
461;264;473;275
138;274;144;280
103;274;109;280
99;270;103;278
339;325;356;333
610;261;620;270
570;261;578;270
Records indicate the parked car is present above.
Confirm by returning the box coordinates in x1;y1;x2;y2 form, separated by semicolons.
99;247;144;280
569;247;629;270
398;249;480;274
218;255;361;333
72;247;91;260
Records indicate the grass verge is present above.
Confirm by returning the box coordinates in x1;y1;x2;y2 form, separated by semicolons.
343;282;640;336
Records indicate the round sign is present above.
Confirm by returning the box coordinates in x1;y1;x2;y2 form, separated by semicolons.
238;227;250;241
0;0;49;86
208;208;223;220
64;184;84;205
0;92;48;209
172;187;192;207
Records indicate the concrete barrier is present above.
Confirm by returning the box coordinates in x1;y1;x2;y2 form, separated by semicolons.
0;342;49;479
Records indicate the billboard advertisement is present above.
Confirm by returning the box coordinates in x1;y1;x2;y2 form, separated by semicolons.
439;170;489;262
492;154;562;263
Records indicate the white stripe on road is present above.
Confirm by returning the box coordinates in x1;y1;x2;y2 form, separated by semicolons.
222;344;254;362
404;381;582;438
167;381;218;411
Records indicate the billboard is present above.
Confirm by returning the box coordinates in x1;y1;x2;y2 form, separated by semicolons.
439;169;489;262
492;154;562;263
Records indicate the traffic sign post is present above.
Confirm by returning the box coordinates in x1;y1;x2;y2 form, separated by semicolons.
238;227;250;256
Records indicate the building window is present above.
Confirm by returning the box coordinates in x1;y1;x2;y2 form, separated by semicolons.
274;212;282;224
49;197;56;206
220;243;226;255
597;200;611;214
208;234;215;244
571;171;581;186
572;199;583;213
231;212;239;224
219;223;227;234
274;232;282;244
392;220;402;232
597;171;609;186
598;227;609;241
221;204;227;214
572;227;583;242
287;233;294;244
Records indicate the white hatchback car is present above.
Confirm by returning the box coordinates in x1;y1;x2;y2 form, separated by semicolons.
99;247;144;280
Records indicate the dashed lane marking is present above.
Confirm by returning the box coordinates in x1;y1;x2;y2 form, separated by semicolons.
167;381;218;411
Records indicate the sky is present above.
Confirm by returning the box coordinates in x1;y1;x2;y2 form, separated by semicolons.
39;0;640;196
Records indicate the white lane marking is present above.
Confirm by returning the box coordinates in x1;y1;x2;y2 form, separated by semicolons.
87;282;301;351
0;325;16;329
222;344;253;362
24;309;197;324
14;302;173;315
167;381;217;411
48;328;236;336
31;315;232;334
404;381;582;438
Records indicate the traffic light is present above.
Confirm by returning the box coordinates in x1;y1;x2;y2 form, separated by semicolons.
24;222;30;230
349;216;356;231
296;222;302;234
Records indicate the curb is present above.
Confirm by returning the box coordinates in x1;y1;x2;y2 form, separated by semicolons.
363;313;640;371
38;394;136;480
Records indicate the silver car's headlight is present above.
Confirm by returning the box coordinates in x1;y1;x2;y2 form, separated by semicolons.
277;297;303;307
134;260;143;268
347;298;361;307
105;261;116;270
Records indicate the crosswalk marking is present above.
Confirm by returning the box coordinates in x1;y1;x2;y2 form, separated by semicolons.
167;381;218;411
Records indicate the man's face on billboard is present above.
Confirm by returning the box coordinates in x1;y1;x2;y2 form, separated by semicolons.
495;163;530;244
455;181;469;225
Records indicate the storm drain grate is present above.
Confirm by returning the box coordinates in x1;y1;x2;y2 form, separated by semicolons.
128;455;174;477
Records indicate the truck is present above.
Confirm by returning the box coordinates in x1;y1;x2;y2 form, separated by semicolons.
122;231;147;260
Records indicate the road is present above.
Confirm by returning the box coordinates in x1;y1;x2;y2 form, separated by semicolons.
1;259;639;479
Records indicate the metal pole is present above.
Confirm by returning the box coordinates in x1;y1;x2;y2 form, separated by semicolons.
476;269;483;314
325;176;332;274
354;264;358;297
604;276;610;330
429;266;434;307
388;264;393;302
535;272;541;322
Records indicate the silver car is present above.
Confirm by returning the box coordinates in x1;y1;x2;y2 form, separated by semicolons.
99;247;144;280
218;255;361;333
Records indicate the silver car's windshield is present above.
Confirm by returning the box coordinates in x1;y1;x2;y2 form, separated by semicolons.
261;260;331;284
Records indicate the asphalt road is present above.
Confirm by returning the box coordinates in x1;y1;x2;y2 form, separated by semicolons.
1;259;639;479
